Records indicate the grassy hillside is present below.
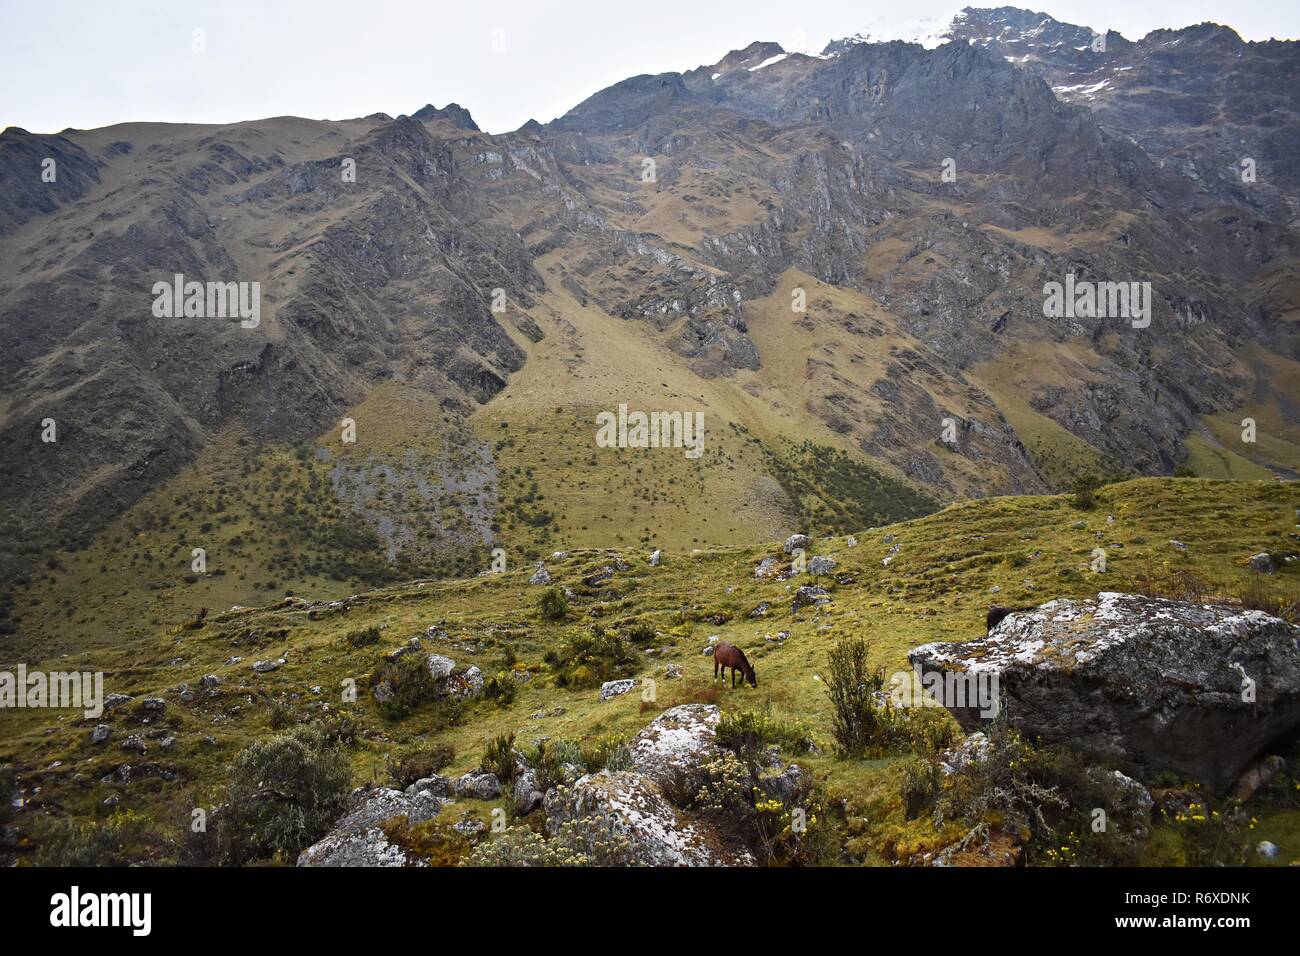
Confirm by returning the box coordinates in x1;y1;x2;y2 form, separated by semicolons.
3;477;1297;865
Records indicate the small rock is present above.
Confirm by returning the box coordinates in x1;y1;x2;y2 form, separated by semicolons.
649;549;662;567
1257;840;1279;859
120;735;147;754
89;724;110;745
104;693;133;711
665;663;683;679
783;533;811;555
529;564;552;585
1250;552;1275;573
808;555;836;576
252;659;282;673
793;585;829;610
600;678;638;701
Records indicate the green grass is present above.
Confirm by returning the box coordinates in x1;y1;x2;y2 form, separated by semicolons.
3;477;1298;865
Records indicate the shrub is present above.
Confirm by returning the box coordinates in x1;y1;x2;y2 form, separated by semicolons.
1070;475;1100;510
717;710;816;764
824;637;892;757
1164;799;1249;866
370;653;441;721
313;706;362;747
381;817;472;866
481;732;517;787
582;734;632;773
664;752;836;865
345;626;381;648
482;671;517;708
218;726;352;865
538;587;568;621
899;757;942;821
624;620;657;645
544;626;637;688
464;815;636;867
935;719;1067;859
533;738;586;791
34;811;158;866
386;743;456;789
268;698;294;730
1236;576;1299;624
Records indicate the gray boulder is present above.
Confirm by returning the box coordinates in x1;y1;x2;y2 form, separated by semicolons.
792;585;829;609
625;703;722;785
1250;552;1275;573
405;775;451;799
600;678;638;701
297;787;441;867
427;654;456;681
513;769;544;816
783;534;810;555
529;564;552;585
909;592;1300;794
808;555;837;576
454;771;502;800
543;772;753;866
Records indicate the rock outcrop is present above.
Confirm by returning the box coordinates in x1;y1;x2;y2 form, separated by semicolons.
909;592;1300;794
543;704;753;866
297;786;441;867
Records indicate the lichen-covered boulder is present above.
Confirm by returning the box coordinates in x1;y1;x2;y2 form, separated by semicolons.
297;787;441;867
599;678;638;701
626;704;721;785
908;592;1300;794
543;772;752;866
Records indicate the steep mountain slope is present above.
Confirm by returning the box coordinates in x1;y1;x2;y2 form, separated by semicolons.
1;7;1298;653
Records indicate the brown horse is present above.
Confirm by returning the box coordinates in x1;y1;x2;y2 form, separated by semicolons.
713;641;757;688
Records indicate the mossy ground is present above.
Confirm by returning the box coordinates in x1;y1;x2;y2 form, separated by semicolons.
3;477;1298;865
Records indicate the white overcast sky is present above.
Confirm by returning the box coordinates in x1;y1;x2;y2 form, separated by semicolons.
2;0;1297;135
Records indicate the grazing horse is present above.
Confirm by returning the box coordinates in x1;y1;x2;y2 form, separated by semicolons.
986;605;1032;633
713;641;757;688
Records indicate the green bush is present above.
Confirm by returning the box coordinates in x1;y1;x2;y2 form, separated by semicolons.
34;811;157;866
219;726;351;865
899;756;942;821
538;587;568;621
581;734;632;773
717;710;816;764
624;620;657;645
481;732;517;787
345;626;381;648
824;637;892;757
532;738;588;791
1070;475;1100;510
386;743;456;789
482;671;517;708
465;814;636;866
544;626;637;688
370;653;441;721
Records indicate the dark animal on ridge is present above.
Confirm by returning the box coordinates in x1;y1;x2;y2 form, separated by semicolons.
713;641;757;688
986;605;1033;633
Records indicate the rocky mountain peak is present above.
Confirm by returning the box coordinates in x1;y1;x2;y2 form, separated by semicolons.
411;102;480;130
708;40;787;75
